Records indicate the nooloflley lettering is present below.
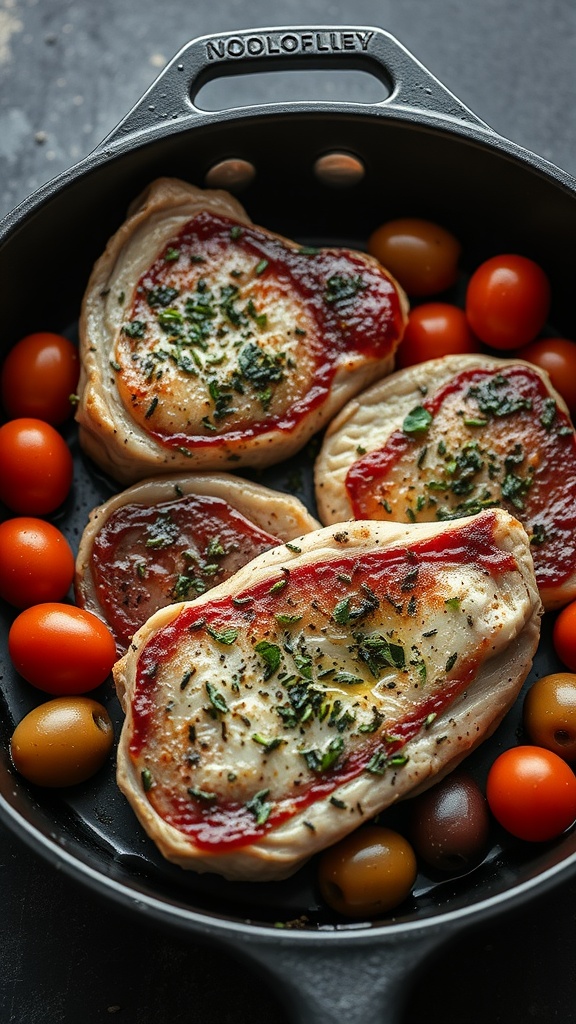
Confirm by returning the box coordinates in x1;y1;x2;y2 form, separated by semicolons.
205;30;374;61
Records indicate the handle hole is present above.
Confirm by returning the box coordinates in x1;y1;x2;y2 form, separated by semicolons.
194;69;389;111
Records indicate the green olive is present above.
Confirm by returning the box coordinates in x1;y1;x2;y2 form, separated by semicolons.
523;672;576;761
318;825;418;918
10;696;114;787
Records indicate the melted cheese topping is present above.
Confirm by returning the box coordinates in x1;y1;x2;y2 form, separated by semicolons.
115;238;318;439
123;512;531;851
346;365;576;591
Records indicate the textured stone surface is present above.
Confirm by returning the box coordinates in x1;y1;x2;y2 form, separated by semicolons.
1;2;576;1022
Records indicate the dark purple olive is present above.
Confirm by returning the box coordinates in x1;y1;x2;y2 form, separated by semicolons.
409;772;490;873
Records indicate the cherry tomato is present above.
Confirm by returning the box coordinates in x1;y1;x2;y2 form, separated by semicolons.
0;517;75;609
0;418;73;515
10;696;114;787
524;673;576;762
1;332;79;424
516;337;576;416
317;825;417;917
553;601;576;672
395;302;481;369
367;217;461;297
465;254;551;350
410;773;490;872
8;603;117;695
486;746;576;842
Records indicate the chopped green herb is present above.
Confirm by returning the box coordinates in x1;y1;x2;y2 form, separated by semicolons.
324;273;366;304
205;681;229;714
245;788;272;825
467;374;532;417
145;395;158;419
188;786;218;803
402;405;433;436
122;320;146;339
238;342;285;387
445;652;458;672
463;417;488;428
255;640;282;680
358;708;385;734
206;536;226;558
354;632;405;677
147;285;179;308
269;577;288;594
302;736;344;773
366;750;409;775
529;523;547;546
141;768;153;791
333;597;351;625
206;626;238;645
332;671;363;685
252;733;283;753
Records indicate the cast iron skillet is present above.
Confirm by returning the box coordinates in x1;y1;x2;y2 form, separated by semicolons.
1;25;576;1024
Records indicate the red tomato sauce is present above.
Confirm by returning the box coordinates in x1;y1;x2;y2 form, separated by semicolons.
89;493;279;650
130;511;515;849
346;365;576;588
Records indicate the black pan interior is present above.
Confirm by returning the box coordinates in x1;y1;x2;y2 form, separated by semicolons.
1;105;576;932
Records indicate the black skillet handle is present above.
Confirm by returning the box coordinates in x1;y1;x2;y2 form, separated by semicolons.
99;24;490;149
236;926;445;1024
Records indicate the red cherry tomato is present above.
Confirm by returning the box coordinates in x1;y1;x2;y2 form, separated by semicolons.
486;745;576;842
465;254;551;350
0;418;73;514
553;601;576;672
8;603;117;695
516;337;576;416
367;217;461;297
0;517;75;608
1;332;79;425
395;302;481;369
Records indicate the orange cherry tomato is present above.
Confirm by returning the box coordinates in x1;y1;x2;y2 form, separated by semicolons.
1;332;79;425
0;418;73;515
465;254;551;350
523;673;576;762
10;696;114;787
395;302;481;369
553;601;576;672
367;217;461;297
8;603;117;695
486;746;576;842
0;517;75;608
318;825;417;917
516;337;576;416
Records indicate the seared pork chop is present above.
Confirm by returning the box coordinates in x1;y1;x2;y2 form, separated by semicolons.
75;472;319;653
114;508;541;881
76;178;408;484
315;354;576;609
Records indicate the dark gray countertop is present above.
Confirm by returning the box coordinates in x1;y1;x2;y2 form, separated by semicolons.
1;3;576;1022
